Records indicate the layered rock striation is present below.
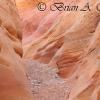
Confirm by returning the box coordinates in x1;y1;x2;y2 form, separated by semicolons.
21;0;100;100
0;0;100;100
0;0;33;100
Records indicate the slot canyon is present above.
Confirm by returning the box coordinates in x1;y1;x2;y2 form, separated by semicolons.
0;0;100;100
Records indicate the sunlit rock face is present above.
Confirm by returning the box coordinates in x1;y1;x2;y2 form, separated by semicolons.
18;0;100;100
18;0;75;41
0;0;33;99
16;0;37;8
18;0;59;40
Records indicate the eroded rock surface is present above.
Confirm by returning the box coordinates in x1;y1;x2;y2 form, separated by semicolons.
0;0;33;100
0;0;100;100
21;0;100;100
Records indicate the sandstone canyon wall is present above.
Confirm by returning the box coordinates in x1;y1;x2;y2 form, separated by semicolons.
20;0;100;100
0;0;100;100
0;0;33;100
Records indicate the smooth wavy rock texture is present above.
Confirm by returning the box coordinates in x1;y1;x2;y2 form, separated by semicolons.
21;0;100;100
0;0;100;100
0;0;33;100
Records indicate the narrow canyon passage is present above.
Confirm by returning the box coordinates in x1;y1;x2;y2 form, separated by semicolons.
0;0;100;100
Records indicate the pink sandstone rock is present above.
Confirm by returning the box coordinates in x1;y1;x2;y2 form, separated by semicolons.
0;0;100;100
0;0;33;99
